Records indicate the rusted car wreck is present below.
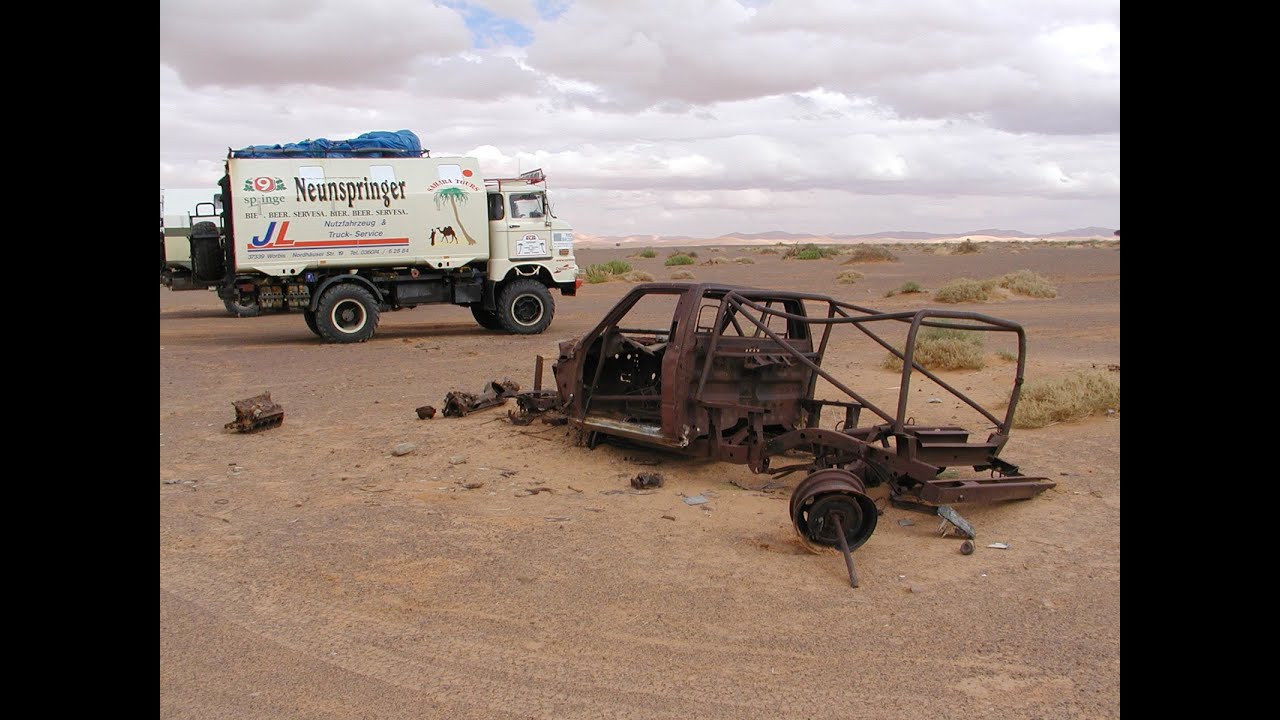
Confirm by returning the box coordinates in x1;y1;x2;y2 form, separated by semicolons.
542;283;1054;579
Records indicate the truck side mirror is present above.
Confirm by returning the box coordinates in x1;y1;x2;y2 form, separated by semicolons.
214;195;224;214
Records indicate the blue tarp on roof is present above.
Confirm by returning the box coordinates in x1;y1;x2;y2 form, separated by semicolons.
231;130;423;158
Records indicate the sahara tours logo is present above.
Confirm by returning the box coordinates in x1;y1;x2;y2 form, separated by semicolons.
244;176;286;192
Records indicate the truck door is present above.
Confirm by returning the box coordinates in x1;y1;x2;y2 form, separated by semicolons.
503;191;553;261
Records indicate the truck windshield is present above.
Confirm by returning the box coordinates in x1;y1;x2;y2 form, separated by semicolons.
510;193;545;219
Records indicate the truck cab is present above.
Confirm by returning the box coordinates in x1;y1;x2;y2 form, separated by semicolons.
485;169;577;290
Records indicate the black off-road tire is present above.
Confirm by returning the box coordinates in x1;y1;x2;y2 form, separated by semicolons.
303;309;322;337
496;279;554;334
469;304;503;330
315;284;380;343
224;296;262;317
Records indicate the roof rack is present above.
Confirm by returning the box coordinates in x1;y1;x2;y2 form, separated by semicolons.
485;168;546;192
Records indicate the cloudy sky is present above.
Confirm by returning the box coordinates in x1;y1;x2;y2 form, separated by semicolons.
159;0;1119;237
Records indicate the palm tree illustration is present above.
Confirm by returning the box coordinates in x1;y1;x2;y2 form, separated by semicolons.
433;187;477;245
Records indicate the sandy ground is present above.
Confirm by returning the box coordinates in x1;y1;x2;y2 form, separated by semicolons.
160;243;1120;719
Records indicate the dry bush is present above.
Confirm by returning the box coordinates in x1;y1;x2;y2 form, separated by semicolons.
733;256;755;264
665;254;696;266
756;248;779;255
882;327;985;371
934;278;997;303
669;269;697;280
837;270;863;284
621;271;655;283
998;270;1057;298
885;281;924;297
842;246;899;263
701;256;729;265
1013;371;1120;428
954;238;981;254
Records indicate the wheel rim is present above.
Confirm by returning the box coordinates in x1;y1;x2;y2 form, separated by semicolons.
330;299;367;334
234;296;254;309
510;293;544;327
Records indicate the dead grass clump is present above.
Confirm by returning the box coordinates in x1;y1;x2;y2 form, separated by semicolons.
998;270;1057;298
756;247;779;255
670;269;697;280
621;271;655;283
934;278;997;303
733;256;755;264
842;246;899;263
701;256;729;265
1013;371;1120;428
882;326;985;371
837;270;863;284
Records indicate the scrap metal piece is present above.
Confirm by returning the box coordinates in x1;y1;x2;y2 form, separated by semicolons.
443;379;521;417
833;514;860;588
225;392;284;433
631;473;664;489
936;504;976;540
416;405;437;419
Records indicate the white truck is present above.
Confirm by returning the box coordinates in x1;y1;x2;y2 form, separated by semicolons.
178;132;580;342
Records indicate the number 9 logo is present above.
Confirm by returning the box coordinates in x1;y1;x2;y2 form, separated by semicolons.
253;177;274;192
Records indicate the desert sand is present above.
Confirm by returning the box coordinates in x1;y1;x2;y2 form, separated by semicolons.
160;241;1120;719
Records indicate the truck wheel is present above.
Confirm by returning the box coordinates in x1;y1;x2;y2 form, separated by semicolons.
469;304;502;331
315;284;380;343
303;309;322;337
224;296;262;318
496;279;554;334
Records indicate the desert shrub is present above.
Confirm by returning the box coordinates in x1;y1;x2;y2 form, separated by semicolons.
996;350;1019;362
954;238;980;254
842;246;899;263
934;278;996;303
665;254;696;266
637;248;657;259
1013;371;1120;428
582;260;633;283
997;270;1057;298
756;248;779;255
785;243;839;260
670;269;696;280
701;256;729;265
621;271;655;282
886;281;924;297
733;256;755;264
837;270;863;284
882;326;986;371
581;266;611;284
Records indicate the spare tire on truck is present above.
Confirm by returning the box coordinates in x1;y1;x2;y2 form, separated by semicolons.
189;222;225;282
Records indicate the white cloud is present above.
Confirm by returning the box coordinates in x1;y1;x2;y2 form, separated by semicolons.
159;0;1120;236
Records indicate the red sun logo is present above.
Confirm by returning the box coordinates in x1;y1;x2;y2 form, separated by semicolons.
462;169;473;177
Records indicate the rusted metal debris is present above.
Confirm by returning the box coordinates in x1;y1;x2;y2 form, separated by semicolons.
442;379;521;417
416;405;437;419
224;392;284;433
631;473;664;489
508;390;566;426
530;282;1057;586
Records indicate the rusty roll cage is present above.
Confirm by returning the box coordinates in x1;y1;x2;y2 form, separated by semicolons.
694;289;1027;436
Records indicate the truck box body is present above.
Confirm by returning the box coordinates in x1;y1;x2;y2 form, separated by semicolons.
225;157;576;288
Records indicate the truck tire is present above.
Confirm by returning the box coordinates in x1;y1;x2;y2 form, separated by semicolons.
496;279;554;334
190;222;224;282
315;284;379;343
224;296;262;318
469;304;502;331
303;309;322;337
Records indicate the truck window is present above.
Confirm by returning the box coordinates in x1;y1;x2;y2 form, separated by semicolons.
488;194;505;221
510;193;545;219
368;165;396;183
437;164;462;181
